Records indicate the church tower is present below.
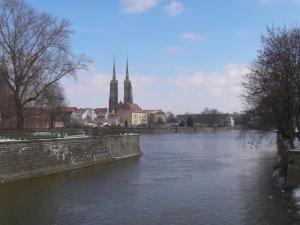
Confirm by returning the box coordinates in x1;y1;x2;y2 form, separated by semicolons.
109;58;118;113
124;56;133;104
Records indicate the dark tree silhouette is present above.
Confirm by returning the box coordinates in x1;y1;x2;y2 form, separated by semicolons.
0;0;88;129
243;26;300;149
186;116;194;127
37;83;66;128
179;120;186;127
157;117;165;125
166;111;178;123
242;26;300;183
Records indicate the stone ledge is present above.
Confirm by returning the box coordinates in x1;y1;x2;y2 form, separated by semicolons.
0;152;142;184
0;134;142;184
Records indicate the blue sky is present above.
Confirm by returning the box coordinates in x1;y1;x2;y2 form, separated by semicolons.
27;0;300;114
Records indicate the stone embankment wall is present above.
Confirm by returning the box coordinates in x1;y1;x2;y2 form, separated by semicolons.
0;134;142;183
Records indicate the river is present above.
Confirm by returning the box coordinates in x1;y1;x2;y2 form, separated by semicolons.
0;131;299;225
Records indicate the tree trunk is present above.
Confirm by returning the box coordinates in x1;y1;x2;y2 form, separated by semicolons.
49;113;55;129
16;108;24;130
277;133;289;179
15;99;25;130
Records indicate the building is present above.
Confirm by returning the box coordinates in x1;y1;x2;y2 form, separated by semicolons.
56;106;77;128
0;107;50;130
106;113;121;126
71;108;97;123
94;108;109;123
229;117;235;128
23;108;50;129
0;70;51;130
107;57;148;126
144;109;166;124
57;107;117;128
118;103;147;126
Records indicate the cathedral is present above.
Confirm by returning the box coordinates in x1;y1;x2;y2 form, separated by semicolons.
108;57;147;126
109;57;134;113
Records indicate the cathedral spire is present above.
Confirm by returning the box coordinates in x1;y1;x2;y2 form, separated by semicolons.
109;57;118;113
113;56;116;80
124;56;133;104
126;55;129;80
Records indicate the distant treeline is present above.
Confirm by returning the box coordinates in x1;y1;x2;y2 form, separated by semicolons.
176;113;243;127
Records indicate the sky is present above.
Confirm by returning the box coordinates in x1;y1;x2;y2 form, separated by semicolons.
27;0;300;114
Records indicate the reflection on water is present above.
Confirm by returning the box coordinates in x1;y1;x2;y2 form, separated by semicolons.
0;131;299;225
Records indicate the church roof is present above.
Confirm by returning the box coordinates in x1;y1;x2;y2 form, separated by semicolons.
118;103;143;112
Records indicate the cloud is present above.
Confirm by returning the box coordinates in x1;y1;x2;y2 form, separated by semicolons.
205;64;249;96
163;46;183;54
170;64;249;96
162;64;249;113
180;32;204;41
120;0;160;13
170;71;205;87
131;75;157;94
225;64;249;79
63;68;111;98
164;0;183;16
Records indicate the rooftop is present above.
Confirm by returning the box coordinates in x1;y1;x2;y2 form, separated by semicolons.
119;103;143;112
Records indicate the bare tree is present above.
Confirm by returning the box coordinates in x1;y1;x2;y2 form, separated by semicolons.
0;0;88;129
243;26;300;148
37;82;66;128
242;26;300;183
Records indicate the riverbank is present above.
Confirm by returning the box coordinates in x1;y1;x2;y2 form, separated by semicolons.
0;134;142;184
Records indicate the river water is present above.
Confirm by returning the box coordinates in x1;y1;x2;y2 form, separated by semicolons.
0;131;299;225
